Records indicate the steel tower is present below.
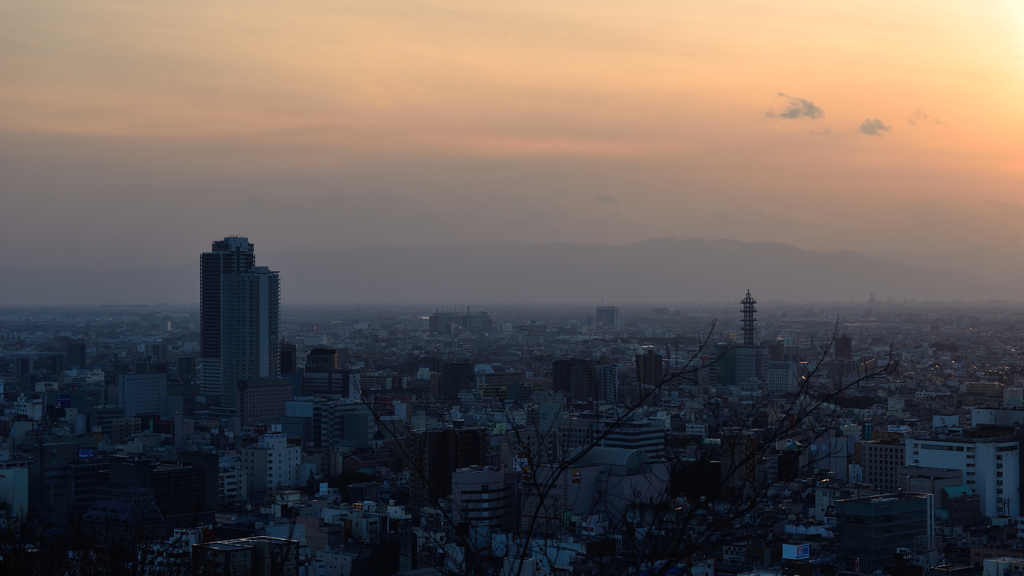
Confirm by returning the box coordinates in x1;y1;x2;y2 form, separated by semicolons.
741;290;757;347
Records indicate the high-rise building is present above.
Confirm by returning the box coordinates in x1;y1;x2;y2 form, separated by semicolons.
552;358;593;397
636;349;663;389
220;266;280;411
408;427;487;509
594;364;618;403
200;237;256;400
595;306;620;328
441;361;474;400
66;340;87;370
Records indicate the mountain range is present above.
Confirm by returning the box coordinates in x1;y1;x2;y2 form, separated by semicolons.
1;238;1020;306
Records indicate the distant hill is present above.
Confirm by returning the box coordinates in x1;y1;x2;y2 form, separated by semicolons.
0;238;1008;305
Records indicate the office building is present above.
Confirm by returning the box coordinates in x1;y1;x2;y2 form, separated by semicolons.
200;236;256;399
636;349;663;389
236;378;292;427
303;368;359;398
118;374;167;418
766;361;798;395
220;266;281;411
595;306;620;328
106;457;214;522
408;427;487;509
835;493;933;573
594;419;666;459
241;430;302;492
906;435;1019;516
441;361;474;400
451;466;513;529
280;342;298;374
552;358;595;399
862;440;907;493
522;447;669;534
594;364;618;403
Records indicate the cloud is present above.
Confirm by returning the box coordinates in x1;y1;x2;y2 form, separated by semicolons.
594;193;618;204
908;109;942;126
766;93;824;120
859;118;891;136
810;128;830;136
908;110;927;125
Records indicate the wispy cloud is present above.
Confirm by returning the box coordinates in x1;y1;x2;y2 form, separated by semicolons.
859;118;891;136
594;193;618;204
766;93;824;120
810;128;830;136
908;109;943;126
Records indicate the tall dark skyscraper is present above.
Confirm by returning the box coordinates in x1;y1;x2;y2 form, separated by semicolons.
220;266;280;410
199;237;279;411
636;349;663;389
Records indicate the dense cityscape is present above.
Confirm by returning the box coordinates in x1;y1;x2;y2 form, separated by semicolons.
2;237;1024;575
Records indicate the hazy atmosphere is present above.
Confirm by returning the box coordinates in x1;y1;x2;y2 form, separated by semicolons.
3;0;1024;301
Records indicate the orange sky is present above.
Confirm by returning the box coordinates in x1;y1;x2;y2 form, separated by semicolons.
2;0;1023;268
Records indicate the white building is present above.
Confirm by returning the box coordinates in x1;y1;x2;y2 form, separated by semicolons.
219;452;249;505
119;373;167;418
241;430;301;493
906;435;1019;517
594;419;666;459
766;361;798;394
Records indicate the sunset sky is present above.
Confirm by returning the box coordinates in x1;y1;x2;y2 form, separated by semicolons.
2;0;1023;269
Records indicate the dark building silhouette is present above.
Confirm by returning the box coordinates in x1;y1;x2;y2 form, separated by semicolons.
176;356;196;381
67;340;87;370
306;348;339;370
101;457;214;533
835;334;853;361
552;358;597;401
280;342;298;374
595;306;620;327
741;289;757;347
200;236;255;400
303;367;359;398
408;427;488;509
219;266;280;412
636;349;664;388
441;361;474;400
